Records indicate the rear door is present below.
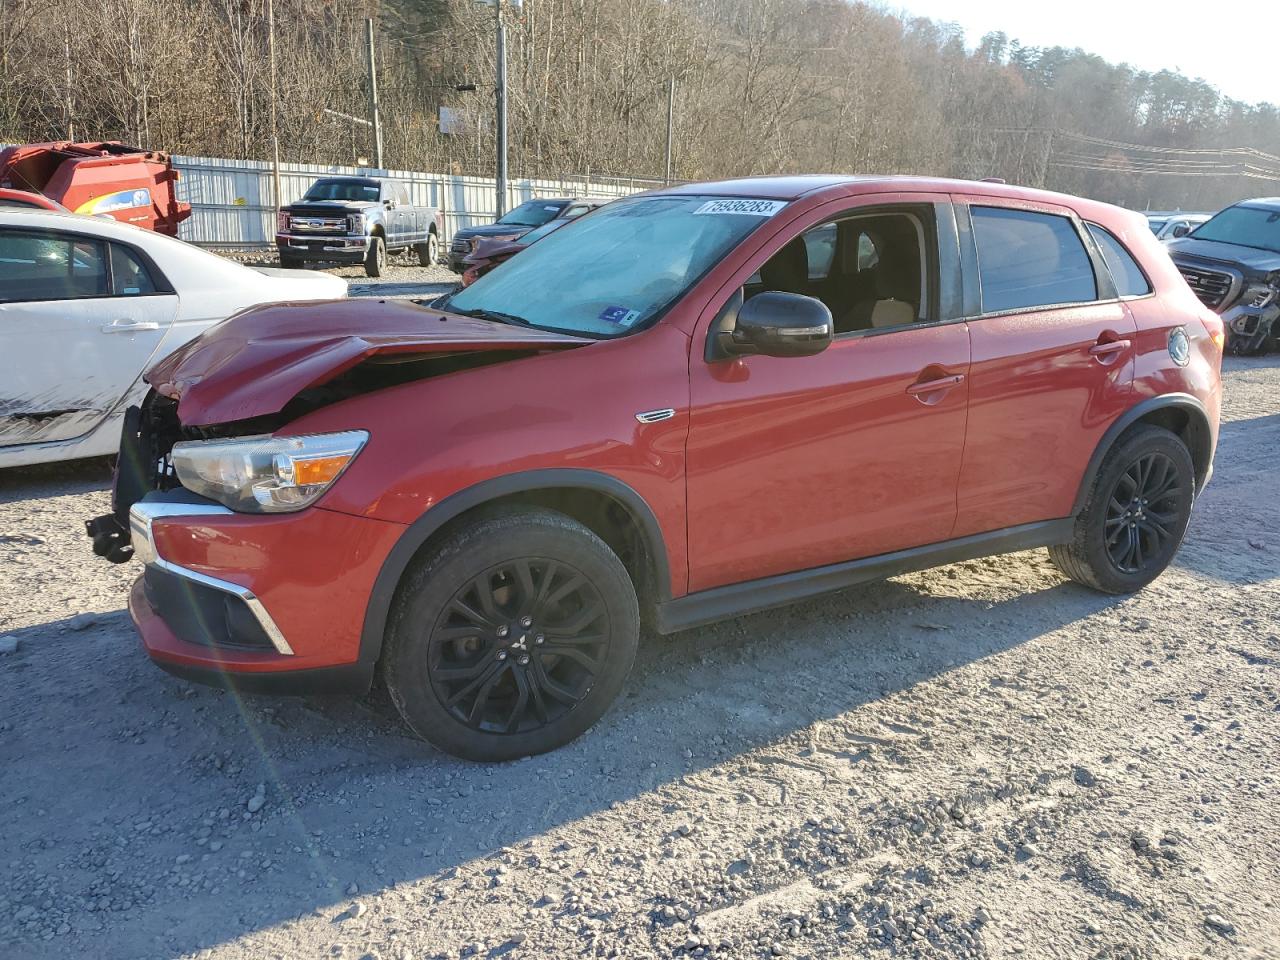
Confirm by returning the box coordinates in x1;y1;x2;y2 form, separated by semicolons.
0;227;177;448
950;197;1136;537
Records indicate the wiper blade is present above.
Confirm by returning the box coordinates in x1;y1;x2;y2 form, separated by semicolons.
453;307;533;327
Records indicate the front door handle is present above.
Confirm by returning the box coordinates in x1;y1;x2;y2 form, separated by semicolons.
906;373;965;403
1088;335;1131;365
101;320;160;333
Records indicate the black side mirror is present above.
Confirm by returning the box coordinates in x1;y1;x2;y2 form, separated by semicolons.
384;198;396;210
707;290;833;361
1171;224;1190;238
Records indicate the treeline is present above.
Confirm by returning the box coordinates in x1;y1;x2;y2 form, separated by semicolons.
3;0;1279;210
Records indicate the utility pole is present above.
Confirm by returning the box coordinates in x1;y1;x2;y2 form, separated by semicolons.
366;18;384;170
664;76;676;185
267;0;281;219
494;1;509;217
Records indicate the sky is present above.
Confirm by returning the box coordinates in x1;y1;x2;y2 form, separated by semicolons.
893;0;1279;107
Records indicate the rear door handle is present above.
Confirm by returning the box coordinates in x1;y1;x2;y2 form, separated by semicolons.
101;320;160;333
906;373;966;397
1088;337;1131;364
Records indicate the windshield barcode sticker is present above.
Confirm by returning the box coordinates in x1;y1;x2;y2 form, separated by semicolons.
693;199;787;217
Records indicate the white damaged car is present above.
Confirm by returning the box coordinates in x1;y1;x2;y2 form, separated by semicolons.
0;209;347;467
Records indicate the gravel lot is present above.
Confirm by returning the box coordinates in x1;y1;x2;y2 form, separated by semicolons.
1;356;1277;960
227;250;462;300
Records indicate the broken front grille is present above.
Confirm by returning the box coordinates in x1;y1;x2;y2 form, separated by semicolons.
1177;264;1236;309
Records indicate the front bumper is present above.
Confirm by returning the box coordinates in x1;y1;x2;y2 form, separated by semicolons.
1222;300;1280;339
125;492;405;694
276;233;369;263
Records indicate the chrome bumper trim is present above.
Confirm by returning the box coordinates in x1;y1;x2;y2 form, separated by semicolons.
128;501;295;656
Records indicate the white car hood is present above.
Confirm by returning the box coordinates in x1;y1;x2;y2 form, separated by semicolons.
248;267;348;299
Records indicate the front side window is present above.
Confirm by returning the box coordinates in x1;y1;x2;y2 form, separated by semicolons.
1188;204;1280;254
0;230;108;302
444;195;781;337
302;179;380;203
497;200;565;228
972;206;1096;313
747;210;931;334
1086;224;1151;298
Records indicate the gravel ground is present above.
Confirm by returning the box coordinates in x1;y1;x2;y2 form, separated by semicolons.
1;357;1278;960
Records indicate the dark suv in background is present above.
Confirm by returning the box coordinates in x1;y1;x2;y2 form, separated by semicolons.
1167;197;1280;354
447;196;605;271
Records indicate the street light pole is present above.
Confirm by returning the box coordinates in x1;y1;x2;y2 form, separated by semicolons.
268;0;281;218
494;1;508;218
664;76;676;185
366;18;384;170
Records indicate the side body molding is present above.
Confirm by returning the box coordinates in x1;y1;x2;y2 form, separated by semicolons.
356;469;673;670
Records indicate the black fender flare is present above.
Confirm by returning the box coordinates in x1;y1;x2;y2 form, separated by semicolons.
356;469;673;673
1070;393;1213;516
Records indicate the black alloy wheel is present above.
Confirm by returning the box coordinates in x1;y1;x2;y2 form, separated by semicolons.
1103;452;1183;575
1049;424;1195;594
429;558;611;734
383;508;639;761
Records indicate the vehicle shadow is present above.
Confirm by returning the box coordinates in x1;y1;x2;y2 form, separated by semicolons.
0;557;1127;959
0;456;113;504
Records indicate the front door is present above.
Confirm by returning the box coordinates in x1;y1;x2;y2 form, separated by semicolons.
0;227;176;448
950;198;1137;537
685;197;972;593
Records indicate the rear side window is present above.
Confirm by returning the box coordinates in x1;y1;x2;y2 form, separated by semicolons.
110;243;159;295
0;230;109;302
1086;224;1151;297
972;207;1097;312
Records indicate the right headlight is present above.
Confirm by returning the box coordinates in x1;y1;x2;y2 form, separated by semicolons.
348;213;365;235
171;431;368;513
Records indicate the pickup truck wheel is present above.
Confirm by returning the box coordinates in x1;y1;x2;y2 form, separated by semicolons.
416;233;438;267
364;235;386;277
1049;425;1194;594
383;508;639;762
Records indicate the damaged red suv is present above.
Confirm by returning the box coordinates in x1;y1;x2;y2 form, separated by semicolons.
88;176;1223;761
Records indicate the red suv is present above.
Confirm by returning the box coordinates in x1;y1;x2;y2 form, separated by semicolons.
89;176;1223;761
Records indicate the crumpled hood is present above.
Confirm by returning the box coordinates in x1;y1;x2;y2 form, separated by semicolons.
1167;237;1280;276
452;223;536;242
146;299;590;426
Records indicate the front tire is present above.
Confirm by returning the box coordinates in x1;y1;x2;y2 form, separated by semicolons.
416;233;438;267
364;235;386;277
1049;425;1195;594
383;508;639;762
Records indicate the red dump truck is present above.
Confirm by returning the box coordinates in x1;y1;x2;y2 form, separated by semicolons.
0;141;191;235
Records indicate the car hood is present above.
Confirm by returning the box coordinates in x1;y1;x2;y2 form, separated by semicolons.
1166;237;1280;275
146;299;591;426
466;237;528;262
284;200;370;213
453;224;536;242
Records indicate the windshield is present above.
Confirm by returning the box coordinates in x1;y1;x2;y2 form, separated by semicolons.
497;200;565;227
444;194;786;337
302;180;380;203
1188;205;1280;254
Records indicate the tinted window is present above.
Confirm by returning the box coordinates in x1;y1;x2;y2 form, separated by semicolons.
110;243;159;295
395;182;411;205
973;207;1097;312
1086;224;1151;297
0;231;109;302
0;198;41;209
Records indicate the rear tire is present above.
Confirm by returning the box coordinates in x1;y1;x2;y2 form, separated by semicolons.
416;233;438;267
382;508;639;762
1049;425;1194;594
364;235;386;277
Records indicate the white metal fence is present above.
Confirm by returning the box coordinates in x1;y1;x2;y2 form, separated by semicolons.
172;154;660;249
